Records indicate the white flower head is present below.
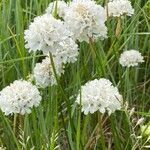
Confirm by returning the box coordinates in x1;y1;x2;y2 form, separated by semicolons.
64;0;107;43
119;50;144;67
24;14;79;64
76;78;122;115
33;57;64;88
46;0;68;18
107;0;134;17
0;80;42;115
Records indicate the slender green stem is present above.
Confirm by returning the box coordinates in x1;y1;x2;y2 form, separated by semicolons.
13;114;17;134
98;113;106;150
116;17;122;38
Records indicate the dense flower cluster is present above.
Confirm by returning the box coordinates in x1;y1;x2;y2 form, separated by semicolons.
46;0;68;18
33;57;64;87
64;0;107;42
0;80;42;115
107;0;134;17
24;14;79;64
119;50;144;67
76;79;122;115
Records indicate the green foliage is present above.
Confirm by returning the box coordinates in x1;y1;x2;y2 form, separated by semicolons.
0;0;150;149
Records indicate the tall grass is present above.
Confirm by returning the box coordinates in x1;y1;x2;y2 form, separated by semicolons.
0;0;150;149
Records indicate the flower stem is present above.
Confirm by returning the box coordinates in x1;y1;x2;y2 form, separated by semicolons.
19;115;24;129
13;114;17;134
115;17;122;38
98;113;106;150
105;0;109;20
89;38;96;59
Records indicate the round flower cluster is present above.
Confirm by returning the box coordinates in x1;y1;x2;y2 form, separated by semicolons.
64;0;107;43
0;80;42;115
33;57;64;87
76;78;122;115
24;14;79;64
107;0;134;17
119;50;144;67
45;0;68;18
